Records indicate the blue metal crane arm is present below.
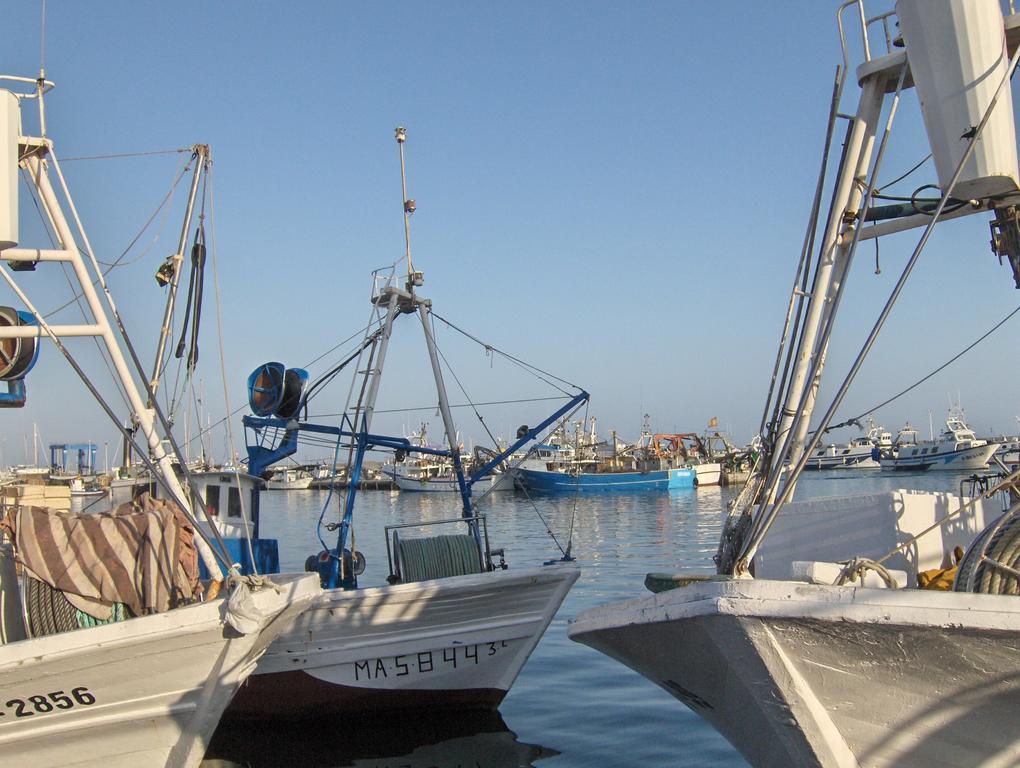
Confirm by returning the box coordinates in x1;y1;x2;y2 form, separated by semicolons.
468;390;590;483
243;415;463;477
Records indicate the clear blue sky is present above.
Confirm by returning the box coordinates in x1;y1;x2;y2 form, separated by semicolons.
3;1;1020;468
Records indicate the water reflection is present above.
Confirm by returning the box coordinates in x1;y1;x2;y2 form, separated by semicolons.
227;473;978;767
204;710;557;768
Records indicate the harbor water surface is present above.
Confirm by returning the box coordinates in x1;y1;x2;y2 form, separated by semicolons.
204;469;978;767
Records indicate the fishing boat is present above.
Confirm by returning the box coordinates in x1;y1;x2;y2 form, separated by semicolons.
648;432;723;486
0;73;319;766
382;423;514;493
879;408;998;471
514;418;692;493
220;128;582;720
569;3;1020;765
805;416;892;469
264;465;315;490
994;423;1020;467
68;477;106;497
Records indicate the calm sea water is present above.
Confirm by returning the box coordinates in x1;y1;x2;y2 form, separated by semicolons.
202;469;979;767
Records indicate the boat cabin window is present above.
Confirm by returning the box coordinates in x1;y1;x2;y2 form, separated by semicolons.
205;485;220;516
228;487;242;518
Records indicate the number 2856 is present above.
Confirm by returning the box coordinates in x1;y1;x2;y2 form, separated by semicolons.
2;687;96;717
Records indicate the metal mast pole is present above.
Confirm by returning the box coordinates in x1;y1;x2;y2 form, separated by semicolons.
393;127;476;532
395;127;415;285
418;302;473;513
16;153;223;576
765;75;884;498
149;145;207;396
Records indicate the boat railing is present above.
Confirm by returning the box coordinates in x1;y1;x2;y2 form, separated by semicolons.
837;1;900;71
0;74;54;98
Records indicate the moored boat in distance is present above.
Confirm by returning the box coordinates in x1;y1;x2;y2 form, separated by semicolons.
69;476;106;497
805;416;891;469
514;417;719;493
382;423;514;493
264;465;315;490
879;408;998;471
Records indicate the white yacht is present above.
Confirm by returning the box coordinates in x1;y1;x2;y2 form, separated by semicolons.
805;417;891;469
383;424;513;493
264;465;315;490
879;409;998;471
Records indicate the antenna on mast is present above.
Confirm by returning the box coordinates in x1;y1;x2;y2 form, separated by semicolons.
395;126;423;292
36;0;48;136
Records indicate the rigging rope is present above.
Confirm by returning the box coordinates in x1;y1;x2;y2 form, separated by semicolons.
19;164;134;417
305;396;571;420
430;311;583;395
876;152;932;192
428;311;501;450
43;156;191;315
825;303;1020;431
48;150;237;569
59;148;192;162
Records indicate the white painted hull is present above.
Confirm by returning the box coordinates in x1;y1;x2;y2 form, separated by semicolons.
264;477;313;490
0;572;320;767
391;471;514;494
879;441;998;471
693;463;722;486
225;565;578;719
805;447;880;470
569;578;1020;768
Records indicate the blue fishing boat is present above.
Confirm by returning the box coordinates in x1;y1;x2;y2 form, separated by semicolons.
516;464;695;493
514;421;698;493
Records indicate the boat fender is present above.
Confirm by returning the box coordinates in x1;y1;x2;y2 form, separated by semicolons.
224;581;261;635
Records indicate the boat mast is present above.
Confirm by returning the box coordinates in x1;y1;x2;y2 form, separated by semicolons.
395;127;475;516
149;145;207;397
0;79;225;576
724;1;1020;575
765;74;885;499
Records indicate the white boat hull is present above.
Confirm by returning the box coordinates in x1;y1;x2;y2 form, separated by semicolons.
693;462;722;486
879;441;998;471
570;578;1020;768
264;477;313;490
0;572;319;767
390;471;514;494
224;565;578;719
806;448;880;470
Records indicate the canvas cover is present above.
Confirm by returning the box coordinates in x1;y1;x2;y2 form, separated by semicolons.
0;492;199;618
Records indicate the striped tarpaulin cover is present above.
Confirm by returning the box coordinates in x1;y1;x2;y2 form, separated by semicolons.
0;493;199;617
